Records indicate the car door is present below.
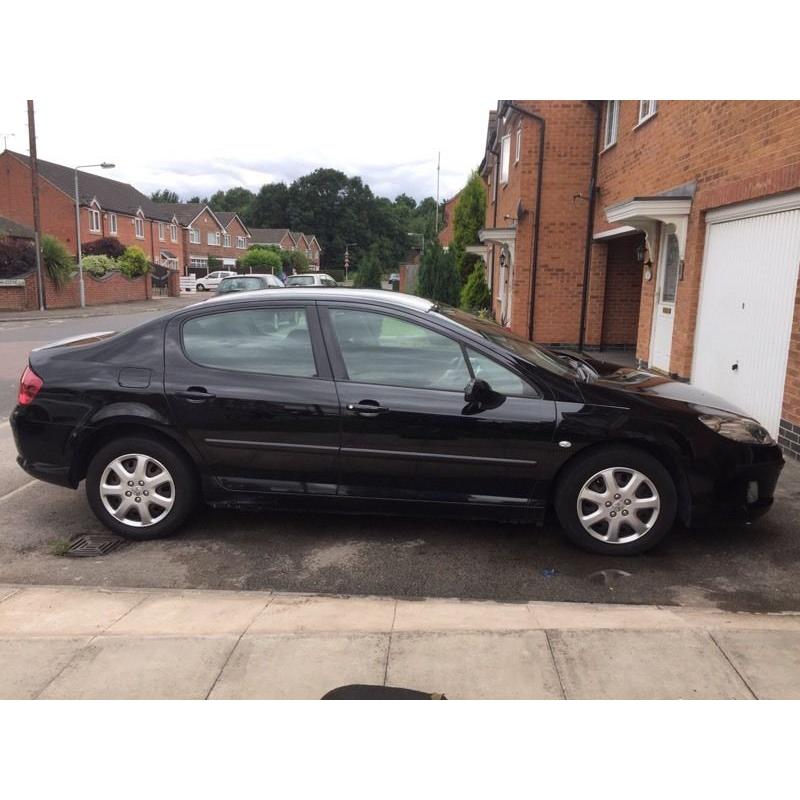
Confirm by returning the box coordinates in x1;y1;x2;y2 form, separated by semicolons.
319;303;558;508
164;301;341;497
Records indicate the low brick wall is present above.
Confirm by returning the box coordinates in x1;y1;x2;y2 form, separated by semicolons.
0;270;152;312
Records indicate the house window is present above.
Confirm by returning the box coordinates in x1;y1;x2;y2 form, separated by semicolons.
207;231;221;246
89;208;101;232
603;100;620;149
158;222;165;241
109;213;118;235
190;256;208;271
223;233;231;248
500;134;511;183
170;224;178;242
638;100;658;124
134;216;144;239
515;127;521;163
189;227;201;244
237;236;246;249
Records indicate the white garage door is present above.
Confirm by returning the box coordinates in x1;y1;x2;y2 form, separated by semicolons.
692;193;800;437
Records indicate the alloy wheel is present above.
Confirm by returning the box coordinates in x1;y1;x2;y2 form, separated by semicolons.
576;467;660;544
99;453;175;528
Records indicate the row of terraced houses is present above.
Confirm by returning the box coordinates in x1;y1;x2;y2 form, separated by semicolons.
443;100;800;454
0;150;321;275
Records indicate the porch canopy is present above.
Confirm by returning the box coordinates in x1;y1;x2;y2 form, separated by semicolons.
604;196;692;261
478;226;517;262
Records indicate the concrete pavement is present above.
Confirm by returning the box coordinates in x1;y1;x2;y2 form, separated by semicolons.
1;583;799;699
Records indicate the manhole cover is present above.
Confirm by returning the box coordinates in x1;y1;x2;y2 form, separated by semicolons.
64;534;129;558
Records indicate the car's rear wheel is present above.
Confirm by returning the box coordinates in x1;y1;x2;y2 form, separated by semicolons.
554;446;677;555
86;436;197;540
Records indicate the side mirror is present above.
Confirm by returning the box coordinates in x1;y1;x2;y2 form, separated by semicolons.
464;377;493;405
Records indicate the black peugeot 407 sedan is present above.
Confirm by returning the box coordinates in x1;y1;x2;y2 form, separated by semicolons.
11;289;784;555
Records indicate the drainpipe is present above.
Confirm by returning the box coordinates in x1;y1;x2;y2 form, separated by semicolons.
503;102;545;342
577;101;602;352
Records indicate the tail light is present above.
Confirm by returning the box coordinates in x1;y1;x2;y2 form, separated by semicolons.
18;365;43;406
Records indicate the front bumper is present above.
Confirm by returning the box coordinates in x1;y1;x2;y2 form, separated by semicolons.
687;444;784;525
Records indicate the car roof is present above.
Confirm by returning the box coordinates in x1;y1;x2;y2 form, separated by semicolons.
200;287;435;311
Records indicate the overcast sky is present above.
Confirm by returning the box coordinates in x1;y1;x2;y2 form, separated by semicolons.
1;1;792;205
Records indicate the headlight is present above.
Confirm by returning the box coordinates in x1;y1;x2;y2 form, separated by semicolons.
698;412;775;445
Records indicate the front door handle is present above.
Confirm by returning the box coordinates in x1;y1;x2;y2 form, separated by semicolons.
176;387;216;402
347;401;389;416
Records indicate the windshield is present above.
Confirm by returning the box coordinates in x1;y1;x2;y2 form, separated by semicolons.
435;306;578;379
286;275;315;286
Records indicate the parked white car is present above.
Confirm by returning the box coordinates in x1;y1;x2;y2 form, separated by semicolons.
284;273;338;288
195;270;237;292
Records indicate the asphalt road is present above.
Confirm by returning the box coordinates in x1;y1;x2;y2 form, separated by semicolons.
2;302;800;611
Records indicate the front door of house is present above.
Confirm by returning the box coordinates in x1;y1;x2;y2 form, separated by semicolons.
650;230;680;372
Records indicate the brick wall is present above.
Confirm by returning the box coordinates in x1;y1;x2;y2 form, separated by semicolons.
0;270;151;311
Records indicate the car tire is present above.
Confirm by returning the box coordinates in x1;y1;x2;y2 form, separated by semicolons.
196;283;206;292
86;435;198;541
554;445;677;555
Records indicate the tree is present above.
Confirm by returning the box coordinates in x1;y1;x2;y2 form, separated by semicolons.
209;187;255;219
82;237;126;259
353;250;383;289
281;249;309;273
248;182;289;228
150;189;179;203
415;240;460;305
207;256;222;270
240;246;282;273
451;171;487;283
41;235;74;287
187;195;209;205
459;261;492;314
118;246;150;277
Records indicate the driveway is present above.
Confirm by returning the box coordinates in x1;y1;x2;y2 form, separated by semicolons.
2;421;799;611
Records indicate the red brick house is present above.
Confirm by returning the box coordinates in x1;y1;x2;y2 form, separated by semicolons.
156;203;250;274
477;99;800;452
438;191;461;250
0;149;178;270
248;227;322;270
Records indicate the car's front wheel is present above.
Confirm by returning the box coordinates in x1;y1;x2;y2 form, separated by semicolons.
554;446;677;555
196;283;206;292
86;436;197;540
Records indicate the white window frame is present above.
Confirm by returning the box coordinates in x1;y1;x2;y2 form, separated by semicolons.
158;222;165;241
638;100;658;125
515;127;521;163
237;235;246;249
189;227;201;244
499;134;511;184
207;231;221;246
134;215;145;239
190;256;208;270
109;213;118;235
170;223;178;242
88;208;101;233
603;100;620;150
223;233;231;248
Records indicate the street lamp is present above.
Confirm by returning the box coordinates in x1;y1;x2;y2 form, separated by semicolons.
344;242;357;283
407;231;425;253
74;161;115;307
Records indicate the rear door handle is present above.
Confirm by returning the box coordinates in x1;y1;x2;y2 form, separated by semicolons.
176;387;216;402
347;402;389;416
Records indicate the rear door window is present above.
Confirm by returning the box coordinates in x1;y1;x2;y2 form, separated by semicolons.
182;308;316;377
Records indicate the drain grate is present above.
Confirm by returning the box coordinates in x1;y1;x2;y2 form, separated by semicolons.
64;534;129;558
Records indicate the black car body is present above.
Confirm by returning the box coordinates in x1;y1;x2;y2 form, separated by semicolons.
11;289;783;554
